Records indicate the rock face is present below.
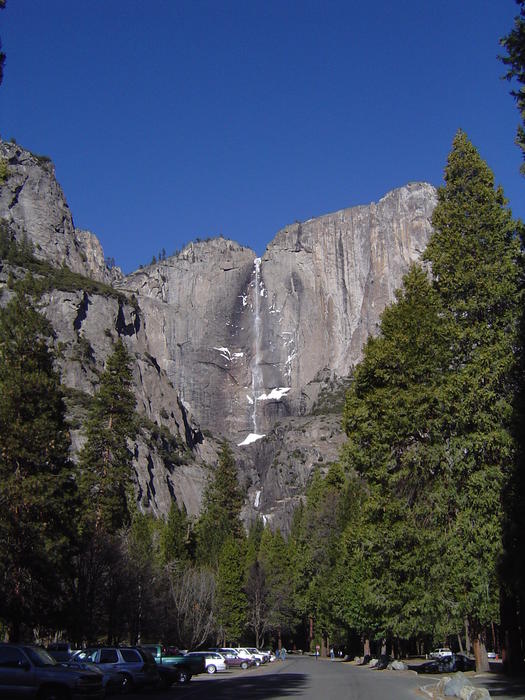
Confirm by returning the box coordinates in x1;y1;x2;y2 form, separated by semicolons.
0;140;438;527
119;182;437;443
0;140;121;285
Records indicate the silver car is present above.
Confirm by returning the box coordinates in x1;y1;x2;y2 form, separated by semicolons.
185;651;227;674
71;646;159;693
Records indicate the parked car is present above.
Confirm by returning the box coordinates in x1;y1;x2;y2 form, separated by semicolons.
185;651;227;674
234;648;264;666
140;644;206;684
429;648;453;659
454;653;476;671
64;659;124;695
244;647;270;663
46;642;73;663
415;655;456;674
71;646;159;693
0;643;104;699
214;648;254;670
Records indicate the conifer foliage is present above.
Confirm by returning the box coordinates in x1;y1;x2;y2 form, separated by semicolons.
78;338;137;533
0;284;76;639
340;131;522;669
501;0;525;173
194;442;244;566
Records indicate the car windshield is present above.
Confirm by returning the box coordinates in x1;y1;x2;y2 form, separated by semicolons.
24;647;57;667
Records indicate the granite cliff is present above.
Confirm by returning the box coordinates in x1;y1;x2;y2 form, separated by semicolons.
0;139;437;530
118;181;436;445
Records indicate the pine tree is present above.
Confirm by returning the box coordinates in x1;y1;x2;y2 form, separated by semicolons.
194;442;244;567
258;528;295;649
78;338;137;533
424;130;522;670
216;537;248;645
500;0;525;173
340;265;452;648
159;500;191;566
339;134;521;665
0;283;76;639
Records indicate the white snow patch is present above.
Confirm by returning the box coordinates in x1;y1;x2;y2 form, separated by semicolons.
285;353;296;365
246;394;254;405
254;490;261;508
213;347;244;362
241;294;248;307
238;433;266;446
258;387;290;401
213;346;231;361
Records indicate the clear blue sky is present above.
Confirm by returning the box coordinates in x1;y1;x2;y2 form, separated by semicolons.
1;1;523;274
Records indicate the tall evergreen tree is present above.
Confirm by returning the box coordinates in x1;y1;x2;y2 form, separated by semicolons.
78;338;137;533
0;283;76;639
424;130;522;670
258;528;296;649
340;127;522;663
159;500;191;566
194;442;244;567
216;537;248;645
340;265;453;650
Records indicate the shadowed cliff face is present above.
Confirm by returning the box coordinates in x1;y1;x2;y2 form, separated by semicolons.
119;182;437;443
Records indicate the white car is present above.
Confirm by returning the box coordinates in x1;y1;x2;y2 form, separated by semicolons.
236;647;266;665
185;651;227;674
429;648;453;659
245;647;270;663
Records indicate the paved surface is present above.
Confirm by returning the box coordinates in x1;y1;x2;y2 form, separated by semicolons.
131;655;428;700
128;656;525;700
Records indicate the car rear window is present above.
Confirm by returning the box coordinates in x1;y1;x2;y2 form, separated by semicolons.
120;649;141;663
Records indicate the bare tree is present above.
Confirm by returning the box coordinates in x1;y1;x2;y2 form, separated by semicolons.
166;564;216;649
245;561;271;648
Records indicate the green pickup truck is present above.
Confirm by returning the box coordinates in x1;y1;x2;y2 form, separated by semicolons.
141;645;205;685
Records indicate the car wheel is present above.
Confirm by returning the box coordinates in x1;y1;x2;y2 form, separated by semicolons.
240;661;248;670
207;664;217;674
38;689;68;700
119;672;134;695
177;670;192;684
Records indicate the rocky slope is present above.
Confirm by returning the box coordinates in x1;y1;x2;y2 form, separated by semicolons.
0;139;437;529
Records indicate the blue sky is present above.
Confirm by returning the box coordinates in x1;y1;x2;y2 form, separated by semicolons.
1;1;523;274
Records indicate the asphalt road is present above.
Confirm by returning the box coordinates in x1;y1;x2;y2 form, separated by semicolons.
130;655;429;700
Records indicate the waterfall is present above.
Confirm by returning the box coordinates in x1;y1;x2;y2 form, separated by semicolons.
251;257;263;433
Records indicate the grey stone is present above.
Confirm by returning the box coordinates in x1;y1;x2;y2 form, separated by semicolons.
438;672;469;697
0;140;120;284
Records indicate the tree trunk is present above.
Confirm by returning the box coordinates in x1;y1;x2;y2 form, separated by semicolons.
363;636;371;657
457;633;464;653
464;617;472;655
473;629;490;672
